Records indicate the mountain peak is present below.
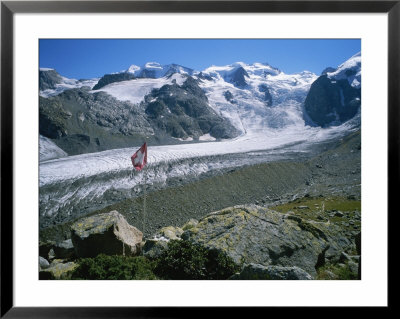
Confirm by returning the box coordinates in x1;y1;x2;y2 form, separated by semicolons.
326;52;361;88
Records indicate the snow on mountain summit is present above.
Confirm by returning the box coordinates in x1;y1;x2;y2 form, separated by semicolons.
326;52;361;88
125;62;194;78
202;62;281;81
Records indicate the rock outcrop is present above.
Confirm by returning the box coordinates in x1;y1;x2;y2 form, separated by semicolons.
230;263;312;280
92;72;136;90
39;69;63;91
182;205;353;277
39;87;153;155
144;77;239;140
304;75;360;127
71;211;143;258
39;259;78;280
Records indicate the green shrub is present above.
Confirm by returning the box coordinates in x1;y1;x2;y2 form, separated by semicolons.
71;254;158;280
154;240;240;280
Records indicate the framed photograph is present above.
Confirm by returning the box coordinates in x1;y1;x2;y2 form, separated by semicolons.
1;0;396;316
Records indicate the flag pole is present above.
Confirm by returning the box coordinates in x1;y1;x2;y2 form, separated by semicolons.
142;137;148;240
143;162;147;239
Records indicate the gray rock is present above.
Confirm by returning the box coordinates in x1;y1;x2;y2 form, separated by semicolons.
339;252;360;263
182;219;198;231
142;226;183;259
53;239;75;259
71;211;143;258
39;256;50;270
39;260;78;280
182;205;353;277
48;248;55;260
39;69;63;90
334;211;344;217
230;263;312;280
347;261;359;276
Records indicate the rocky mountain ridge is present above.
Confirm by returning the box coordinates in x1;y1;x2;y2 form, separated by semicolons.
39;53;361;159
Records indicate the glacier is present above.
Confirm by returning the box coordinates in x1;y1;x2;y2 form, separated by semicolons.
39;55;361;228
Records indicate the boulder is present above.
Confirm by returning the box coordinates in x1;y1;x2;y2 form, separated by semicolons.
182;219;199;231
157;226;184;240
71;211;143;258
143;226;183;259
39;260;78;280
39;256;50;270
53;239;75;259
182;205;353;277
230;263;312;280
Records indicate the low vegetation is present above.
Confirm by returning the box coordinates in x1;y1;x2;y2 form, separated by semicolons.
71;255;158;280
70;240;239;280
316;262;358;280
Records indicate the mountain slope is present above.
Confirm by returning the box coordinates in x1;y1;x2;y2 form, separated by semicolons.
144;77;239;140
39;77;239;155
304;52;361;126
39;54;361;158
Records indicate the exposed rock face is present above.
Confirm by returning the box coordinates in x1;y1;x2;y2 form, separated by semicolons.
321;67;336;75
304;75;360;127
144;77;239;139
230;263;312;280
258;84;273;106
39;87;153;154
71;211;143;258
226;66;249;88
39;76;239;155
39;69;63;90
223;90;236;104
92;72;135;90
182;205;353;277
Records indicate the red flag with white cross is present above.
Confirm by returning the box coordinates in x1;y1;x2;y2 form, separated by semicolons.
131;142;147;171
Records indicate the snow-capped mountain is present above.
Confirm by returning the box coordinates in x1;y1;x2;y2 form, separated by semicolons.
126;62;194;78
326;52;361;88
39;53;361;160
39;68;99;98
304;52;361;127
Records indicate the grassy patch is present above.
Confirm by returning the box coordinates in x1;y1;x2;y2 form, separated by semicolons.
316;263;359;280
272;196;360;215
271;196;360;223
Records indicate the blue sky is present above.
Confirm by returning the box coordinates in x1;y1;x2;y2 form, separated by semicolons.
40;39;360;79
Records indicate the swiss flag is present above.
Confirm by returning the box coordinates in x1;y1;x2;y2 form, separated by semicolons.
131;142;147;171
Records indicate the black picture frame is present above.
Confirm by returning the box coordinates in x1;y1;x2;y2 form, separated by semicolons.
1;0;396;317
